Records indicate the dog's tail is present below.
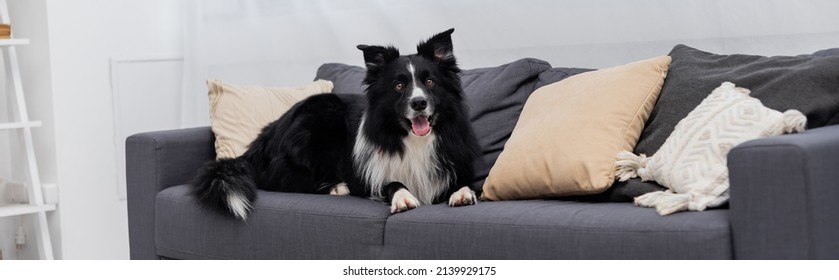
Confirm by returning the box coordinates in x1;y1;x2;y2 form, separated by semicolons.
191;157;257;220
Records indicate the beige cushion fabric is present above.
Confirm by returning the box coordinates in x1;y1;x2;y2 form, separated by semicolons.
482;56;671;201
208;79;333;159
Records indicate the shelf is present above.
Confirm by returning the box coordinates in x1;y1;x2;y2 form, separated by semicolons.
0;121;42;130
0;38;29;46
2;0;54;259
0;204;56;218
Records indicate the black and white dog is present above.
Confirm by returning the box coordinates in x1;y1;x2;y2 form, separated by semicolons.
192;29;481;220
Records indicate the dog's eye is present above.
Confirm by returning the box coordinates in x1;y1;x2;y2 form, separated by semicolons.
425;78;435;88
394;82;405;92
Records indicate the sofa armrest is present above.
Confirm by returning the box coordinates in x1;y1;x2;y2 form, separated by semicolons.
728;124;839;259
126;126;215;259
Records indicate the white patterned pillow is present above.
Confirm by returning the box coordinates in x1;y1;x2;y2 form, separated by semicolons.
614;82;806;215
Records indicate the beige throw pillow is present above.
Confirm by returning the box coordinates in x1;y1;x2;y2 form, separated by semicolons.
482;56;671;201
208;79;333;159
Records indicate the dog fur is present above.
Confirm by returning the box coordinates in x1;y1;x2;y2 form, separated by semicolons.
191;29;481;220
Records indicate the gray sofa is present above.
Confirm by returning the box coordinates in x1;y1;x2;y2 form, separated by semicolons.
126;45;839;259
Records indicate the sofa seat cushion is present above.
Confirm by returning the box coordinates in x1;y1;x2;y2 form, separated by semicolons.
382;200;731;259
155;185;391;259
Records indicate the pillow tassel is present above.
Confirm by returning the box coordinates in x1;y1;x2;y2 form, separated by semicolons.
635;190;692;216
614;151;651;182
761;109;807;137
782;110;807;133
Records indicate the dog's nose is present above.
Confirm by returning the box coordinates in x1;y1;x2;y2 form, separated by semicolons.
410;98;428;111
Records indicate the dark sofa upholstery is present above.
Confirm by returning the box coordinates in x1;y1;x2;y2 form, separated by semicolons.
129;127;735;260
127;49;839;259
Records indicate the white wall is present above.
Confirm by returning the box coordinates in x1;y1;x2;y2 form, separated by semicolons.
2;0;183;259
43;0;183;259
180;0;839;127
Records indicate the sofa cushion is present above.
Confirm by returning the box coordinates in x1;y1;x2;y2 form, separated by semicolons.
458;58;553;190
382;200;731;259
207;79;333;159
534;67;594;89
636;44;839;156
315;59;553;190
315;63;367;94
617;82;807;215
621;45;839;200
482;56;671;200
155;185;390;259
537;67;665;202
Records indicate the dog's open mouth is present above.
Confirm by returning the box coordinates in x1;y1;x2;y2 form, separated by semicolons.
410;115;431;136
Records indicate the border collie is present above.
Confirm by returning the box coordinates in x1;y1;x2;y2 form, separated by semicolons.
192;29;481;220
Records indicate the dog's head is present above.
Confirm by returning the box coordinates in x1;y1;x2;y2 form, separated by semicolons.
357;28;463;137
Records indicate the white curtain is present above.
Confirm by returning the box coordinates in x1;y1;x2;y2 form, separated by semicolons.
181;0;839;128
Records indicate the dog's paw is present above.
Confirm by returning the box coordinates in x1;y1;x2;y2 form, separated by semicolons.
328;182;350;196
448;186;477;207
390;189;419;214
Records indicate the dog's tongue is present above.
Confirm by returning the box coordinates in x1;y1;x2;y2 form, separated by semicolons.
411;116;431;136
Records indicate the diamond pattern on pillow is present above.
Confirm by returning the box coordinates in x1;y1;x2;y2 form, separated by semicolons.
614;82;806;215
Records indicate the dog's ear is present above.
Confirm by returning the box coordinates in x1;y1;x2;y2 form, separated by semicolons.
417;28;455;64
357;44;400;71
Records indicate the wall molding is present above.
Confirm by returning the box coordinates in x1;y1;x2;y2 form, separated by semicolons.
109;55;183;200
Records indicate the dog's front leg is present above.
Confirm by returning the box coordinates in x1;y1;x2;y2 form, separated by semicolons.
448;186;477;207
385;182;419;213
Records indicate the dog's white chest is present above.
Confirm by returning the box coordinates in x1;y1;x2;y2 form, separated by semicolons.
353;120;448;204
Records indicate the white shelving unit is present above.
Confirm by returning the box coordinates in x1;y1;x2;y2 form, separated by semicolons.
0;204;56;217
0;120;40;129
0;38;27;46
0;0;54;260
